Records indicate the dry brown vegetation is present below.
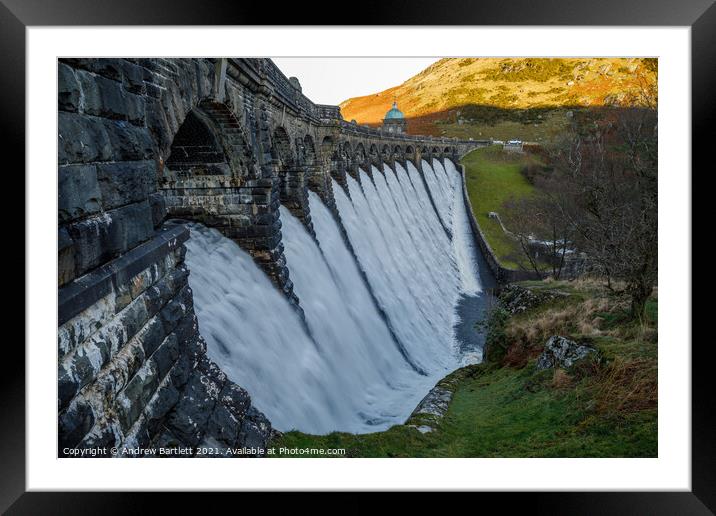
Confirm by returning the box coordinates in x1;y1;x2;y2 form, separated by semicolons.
495;279;658;425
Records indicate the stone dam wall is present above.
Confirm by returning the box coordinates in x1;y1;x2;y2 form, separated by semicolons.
57;58;487;456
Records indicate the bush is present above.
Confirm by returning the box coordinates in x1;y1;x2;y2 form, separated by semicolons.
478;306;511;364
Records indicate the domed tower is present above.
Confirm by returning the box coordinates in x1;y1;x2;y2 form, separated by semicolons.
383;101;407;134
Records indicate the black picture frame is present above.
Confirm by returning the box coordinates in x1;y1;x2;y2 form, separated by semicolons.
3;0;711;511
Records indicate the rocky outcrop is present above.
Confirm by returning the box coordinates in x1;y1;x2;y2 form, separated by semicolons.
536;336;596;370
408;386;453;433
496;284;569;314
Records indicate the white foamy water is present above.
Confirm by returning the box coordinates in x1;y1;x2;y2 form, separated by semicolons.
185;158;488;435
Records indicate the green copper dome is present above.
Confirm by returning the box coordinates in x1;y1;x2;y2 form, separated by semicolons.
384;101;405;120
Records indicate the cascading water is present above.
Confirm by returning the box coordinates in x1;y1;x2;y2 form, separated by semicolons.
184;158;491;435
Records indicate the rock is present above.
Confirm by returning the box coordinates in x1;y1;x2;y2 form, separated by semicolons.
58;164;102;222
497;284;569;315
95;160;155;211
410;385;452;420
536;335;596;370
58;63;80;112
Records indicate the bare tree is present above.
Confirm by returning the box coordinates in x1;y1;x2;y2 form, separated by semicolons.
503;194;572;279
546;108;658;321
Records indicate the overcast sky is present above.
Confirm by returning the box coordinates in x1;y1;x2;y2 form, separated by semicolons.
271;58;439;106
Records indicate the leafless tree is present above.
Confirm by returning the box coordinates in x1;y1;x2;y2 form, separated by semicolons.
503;194;572;279
545;107;658;321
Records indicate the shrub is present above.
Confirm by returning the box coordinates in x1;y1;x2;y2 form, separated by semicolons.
478;306;511;364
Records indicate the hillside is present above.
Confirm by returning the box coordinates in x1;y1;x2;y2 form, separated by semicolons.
339;58;657;141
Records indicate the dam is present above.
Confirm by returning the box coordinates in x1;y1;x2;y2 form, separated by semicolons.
57;58;493;454
185;159;489;434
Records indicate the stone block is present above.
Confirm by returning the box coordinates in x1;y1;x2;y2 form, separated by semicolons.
237;407;272;451
58;399;96;451
66;203;154;276
95;160;155;210
218;381;251;421
118;294;150;340
58;164;102;222
58;111;112;165
77;419;121;454
58;63;80;112
58;227;76;286
102;119;154;162
105;201;155;257
76;70;145;125
151;333;180;378
206;402;240;446
143;377;180;437
148;192;166;228
116;359;159;432
166;372;216;446
138;315;167;356
120;61;146;94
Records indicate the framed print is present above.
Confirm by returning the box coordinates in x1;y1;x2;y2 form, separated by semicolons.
5;0;713;510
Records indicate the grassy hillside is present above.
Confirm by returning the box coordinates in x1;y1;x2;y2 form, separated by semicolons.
461;145;540;269
339;57;657;142
269;280;657;457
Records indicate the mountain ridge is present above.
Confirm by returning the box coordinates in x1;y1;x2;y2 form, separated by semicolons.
338;58;657;139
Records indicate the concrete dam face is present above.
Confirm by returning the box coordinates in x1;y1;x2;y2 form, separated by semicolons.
57;58;492;454
184;159;489;434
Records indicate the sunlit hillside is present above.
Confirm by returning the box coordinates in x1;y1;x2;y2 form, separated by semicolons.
339;58;657;141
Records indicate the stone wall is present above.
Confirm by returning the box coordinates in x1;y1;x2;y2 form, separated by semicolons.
458;163;546;284
57;57;484;456
57;58;276;456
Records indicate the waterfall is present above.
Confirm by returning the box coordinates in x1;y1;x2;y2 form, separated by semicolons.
184;158;490;435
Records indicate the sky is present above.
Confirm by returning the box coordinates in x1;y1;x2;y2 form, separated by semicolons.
271;58;439;106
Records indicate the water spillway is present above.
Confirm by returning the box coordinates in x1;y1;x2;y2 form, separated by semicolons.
184;158;491;435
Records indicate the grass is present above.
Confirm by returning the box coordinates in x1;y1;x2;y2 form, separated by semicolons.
460;145;542;269
268;280;657;458
437;107;573;144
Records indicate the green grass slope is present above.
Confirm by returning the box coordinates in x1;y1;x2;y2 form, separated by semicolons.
461;145;540;269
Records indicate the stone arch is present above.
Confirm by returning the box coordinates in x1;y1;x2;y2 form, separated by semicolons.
339;141;352;163
381;144;391;162
354;143;366;167
161;101;256;187
272;126;295;170
393;145;404;161
369;143;379;164
303;135;317;167
165;110;229;177
272;126;314;235
303;134;328;201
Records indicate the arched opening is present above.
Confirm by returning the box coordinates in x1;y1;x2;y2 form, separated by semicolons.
166;110;230;177
444;147;451;154
339;141;352;165
272;127;295;170
303;135;325;196
381;144;391;162
321;136;335;167
354;143;366;168
369;143;379;163
393;145;404;160
431;147;440;155
302;135;316;167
